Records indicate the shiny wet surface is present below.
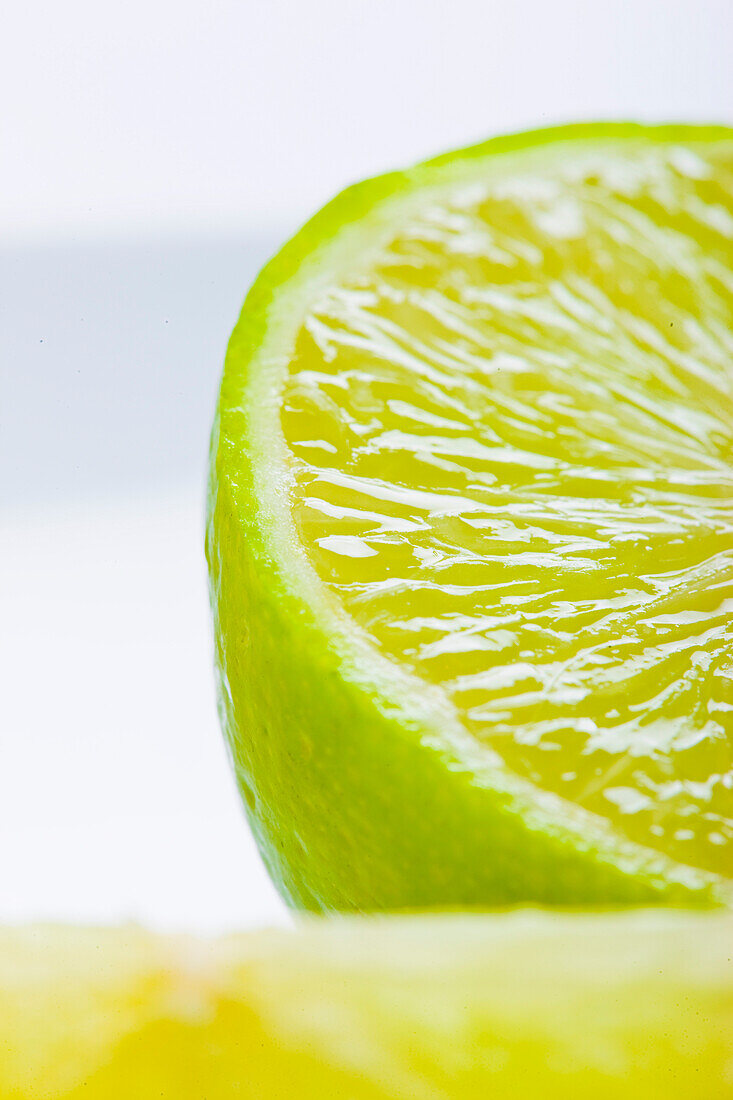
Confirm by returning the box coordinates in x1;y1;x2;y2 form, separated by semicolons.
282;141;733;876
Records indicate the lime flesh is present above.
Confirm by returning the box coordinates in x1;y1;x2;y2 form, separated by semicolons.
2;912;731;1098
209;124;733;910
283;136;733;878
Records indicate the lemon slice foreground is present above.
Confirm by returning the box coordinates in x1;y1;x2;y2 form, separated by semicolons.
2;911;731;1097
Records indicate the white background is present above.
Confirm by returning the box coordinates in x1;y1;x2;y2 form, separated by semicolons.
3;0;732;241
1;0;731;932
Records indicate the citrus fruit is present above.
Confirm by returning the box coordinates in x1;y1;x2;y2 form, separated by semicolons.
207;123;733;911
2;910;731;1098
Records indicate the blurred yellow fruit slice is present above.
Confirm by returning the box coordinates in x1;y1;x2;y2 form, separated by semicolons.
2;910;731;1097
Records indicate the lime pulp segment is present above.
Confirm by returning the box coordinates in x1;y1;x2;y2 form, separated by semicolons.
282;139;733;878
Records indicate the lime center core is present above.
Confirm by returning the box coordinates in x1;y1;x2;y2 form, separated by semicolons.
282;142;733;877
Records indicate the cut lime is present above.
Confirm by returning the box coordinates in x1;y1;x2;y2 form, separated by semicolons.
2;911;731;1097
208;123;733;910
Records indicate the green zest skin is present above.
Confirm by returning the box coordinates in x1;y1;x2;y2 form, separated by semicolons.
208;124;733;912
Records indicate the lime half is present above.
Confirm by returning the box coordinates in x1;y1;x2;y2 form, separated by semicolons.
208;123;733;910
3;911;731;1097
